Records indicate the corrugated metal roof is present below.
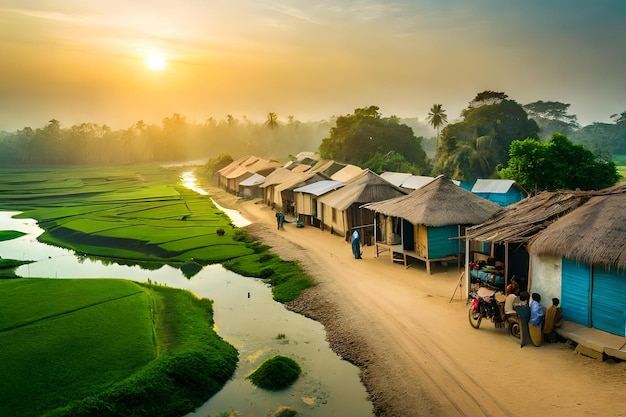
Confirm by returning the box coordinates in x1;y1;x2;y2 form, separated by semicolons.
401;175;436;190
471;179;515;194
380;172;412;187
293;180;345;196
239;173;265;187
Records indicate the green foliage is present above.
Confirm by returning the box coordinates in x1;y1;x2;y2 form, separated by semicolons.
523;100;580;140
270;406;298;417
0;230;26;241
201;154;234;177
434;91;540;181
0;258;33;279
40;284;238;417
223;254;314;303
318;105;431;174
232;228;253;242
0;279;156;417
570;120;626;155
246;355;301;390
499;133;620;193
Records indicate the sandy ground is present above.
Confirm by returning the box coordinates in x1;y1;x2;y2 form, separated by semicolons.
208;188;626;417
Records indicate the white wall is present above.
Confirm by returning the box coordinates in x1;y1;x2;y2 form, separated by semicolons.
530;254;562;309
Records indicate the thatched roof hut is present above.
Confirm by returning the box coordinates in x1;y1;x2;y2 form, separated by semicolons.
464;184;626;244
362;175;501;227
319;169;407;212
529;182;626;270
317;169;407;240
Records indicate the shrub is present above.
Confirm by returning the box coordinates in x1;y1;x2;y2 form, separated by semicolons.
259;253;274;263
232;229;251;242
246;241;270;253
216;228;225;236
270;406;298;417
246;355;301;390
259;268;274;279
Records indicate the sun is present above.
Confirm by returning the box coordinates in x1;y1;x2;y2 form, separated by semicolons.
145;53;166;71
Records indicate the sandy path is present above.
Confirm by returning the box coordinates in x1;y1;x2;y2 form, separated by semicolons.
209;188;626;417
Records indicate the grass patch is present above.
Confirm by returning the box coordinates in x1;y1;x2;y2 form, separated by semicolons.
0;279;155;417
224;251;314;303
246;355;301;390
0;279;238;417
0;229;26;241
0;258;33;279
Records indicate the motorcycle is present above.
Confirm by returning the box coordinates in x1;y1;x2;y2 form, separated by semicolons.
468;287;521;342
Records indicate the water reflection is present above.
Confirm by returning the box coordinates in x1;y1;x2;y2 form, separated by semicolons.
0;211;373;417
180;171;251;228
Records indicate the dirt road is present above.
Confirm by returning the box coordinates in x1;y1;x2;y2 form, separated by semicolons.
210;189;625;417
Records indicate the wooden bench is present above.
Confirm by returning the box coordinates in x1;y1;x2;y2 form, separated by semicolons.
375;242;404;264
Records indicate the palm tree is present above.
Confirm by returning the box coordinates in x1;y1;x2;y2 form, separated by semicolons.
426;104;448;149
265;112;279;129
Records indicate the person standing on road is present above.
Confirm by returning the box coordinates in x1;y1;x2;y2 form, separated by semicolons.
351;230;362;259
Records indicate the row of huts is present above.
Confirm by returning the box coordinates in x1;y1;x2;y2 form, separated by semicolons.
215;154;626;342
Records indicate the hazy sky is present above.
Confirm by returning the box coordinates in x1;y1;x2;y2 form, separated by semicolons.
1;0;625;131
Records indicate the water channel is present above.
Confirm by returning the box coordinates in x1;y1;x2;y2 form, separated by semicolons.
0;176;374;417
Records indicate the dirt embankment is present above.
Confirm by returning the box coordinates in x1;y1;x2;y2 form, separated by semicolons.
209;187;626;417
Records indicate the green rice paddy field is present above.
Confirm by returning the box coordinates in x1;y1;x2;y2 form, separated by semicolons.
0;164;253;265
0;278;238;417
0;164;314;416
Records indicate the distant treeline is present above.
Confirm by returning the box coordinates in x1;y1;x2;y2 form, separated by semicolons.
0;113;437;167
0;115;334;165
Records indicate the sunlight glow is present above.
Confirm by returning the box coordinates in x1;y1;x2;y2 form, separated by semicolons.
145;53;166;71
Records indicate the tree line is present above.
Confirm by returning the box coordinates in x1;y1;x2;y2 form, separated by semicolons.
0;115;334;166
316;93;623;193
1;92;624;194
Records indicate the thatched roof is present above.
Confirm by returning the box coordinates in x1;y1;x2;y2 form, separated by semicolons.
465;182;626;246
529;182;626;270
361;175;501;227
217;155;281;178
330;164;365;182
307;160;345;177
318;169;407;211
259;167;298;188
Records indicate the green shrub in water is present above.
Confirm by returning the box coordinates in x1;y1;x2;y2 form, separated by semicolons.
270;406;298;417
246;355;301;390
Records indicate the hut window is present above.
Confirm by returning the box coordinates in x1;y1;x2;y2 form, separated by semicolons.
332;208;337;222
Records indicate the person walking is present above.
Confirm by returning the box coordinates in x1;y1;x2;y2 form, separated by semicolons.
351;230;362;259
275;211;285;230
